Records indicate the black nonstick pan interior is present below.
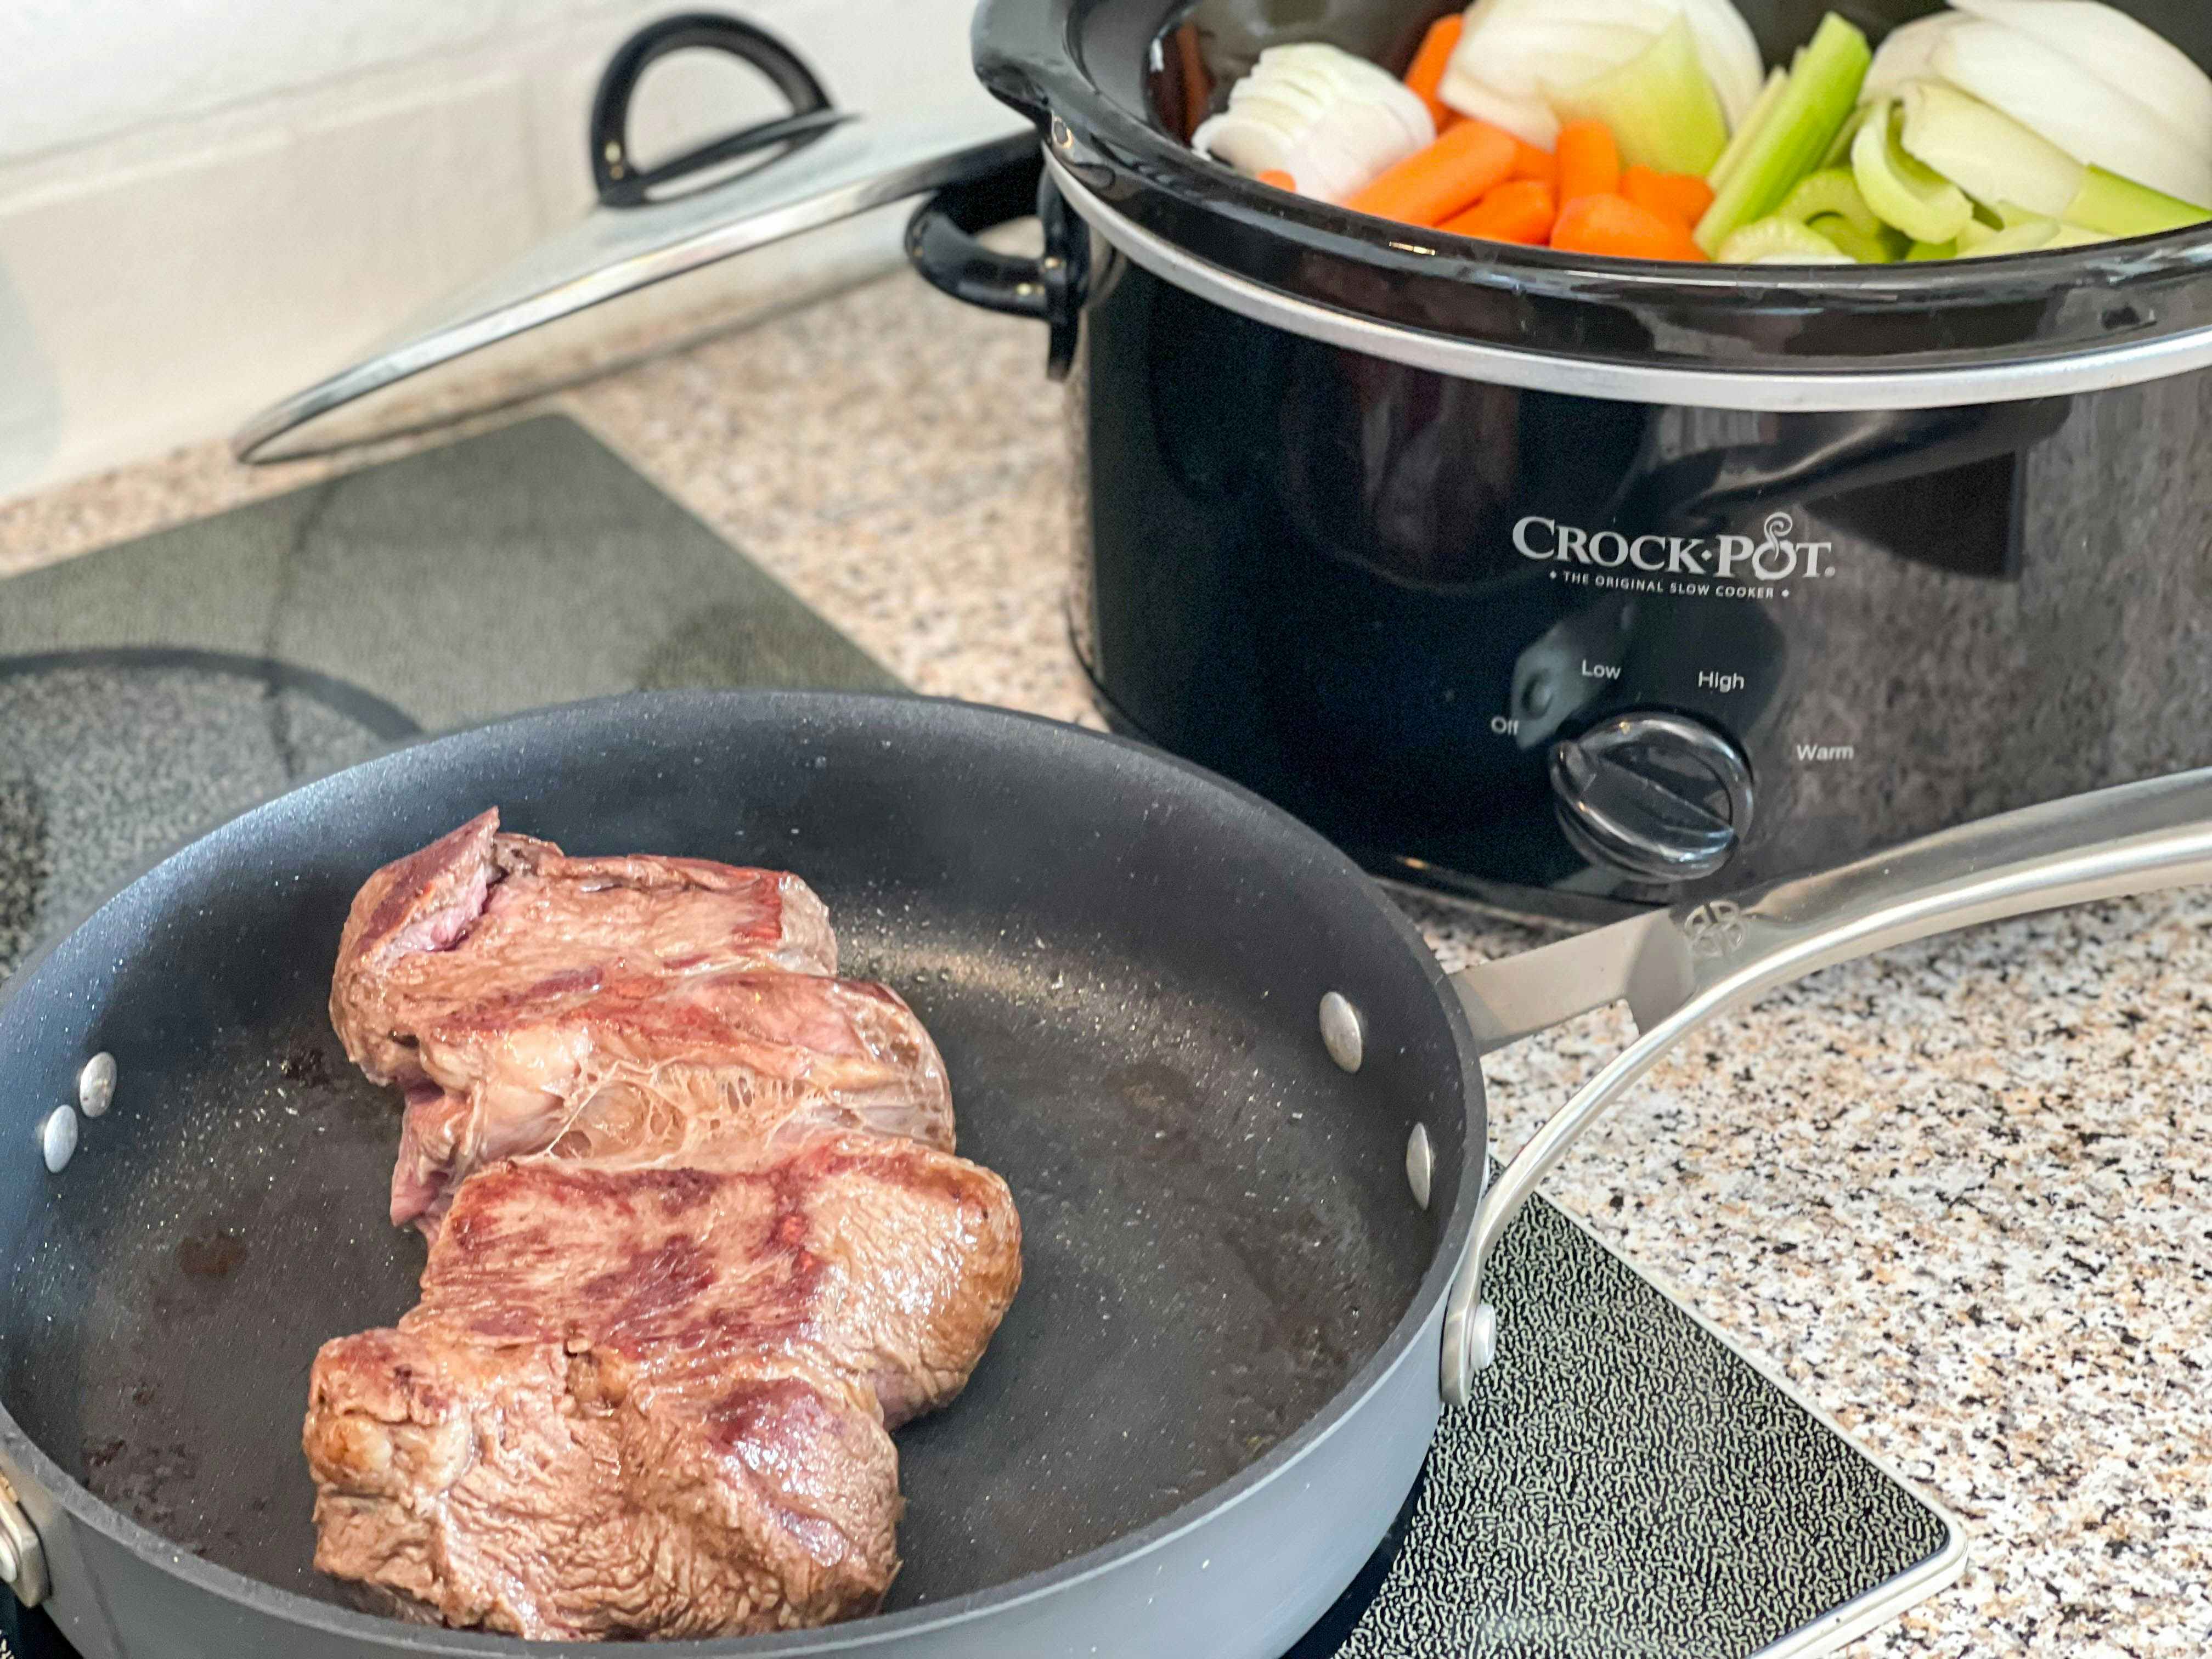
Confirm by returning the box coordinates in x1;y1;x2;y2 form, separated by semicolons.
0;692;1475;1624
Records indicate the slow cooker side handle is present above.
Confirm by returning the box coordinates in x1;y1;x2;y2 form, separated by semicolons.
907;157;1091;381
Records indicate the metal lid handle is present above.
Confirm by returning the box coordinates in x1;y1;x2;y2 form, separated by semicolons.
590;12;849;208
1442;766;2212;1405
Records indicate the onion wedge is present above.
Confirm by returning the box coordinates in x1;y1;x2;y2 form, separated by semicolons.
1933;19;2212;206
1443;0;1764;137
1898;80;2211;237
1949;0;2212;149
1864;12;1961;103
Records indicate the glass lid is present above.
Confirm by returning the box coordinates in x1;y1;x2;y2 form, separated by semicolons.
235;14;1031;463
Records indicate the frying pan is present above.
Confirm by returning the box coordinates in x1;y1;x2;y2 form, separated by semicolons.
5;690;2212;1659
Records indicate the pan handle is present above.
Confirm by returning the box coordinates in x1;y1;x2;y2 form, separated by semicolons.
1439;765;2212;1407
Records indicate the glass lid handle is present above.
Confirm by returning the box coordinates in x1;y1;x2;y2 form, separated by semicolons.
590;12;854;208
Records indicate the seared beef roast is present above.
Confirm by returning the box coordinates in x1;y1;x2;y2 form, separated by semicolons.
329;810;950;1237
331;809;837;1086
308;815;1023;1640
386;970;953;1237
307;1140;1021;1640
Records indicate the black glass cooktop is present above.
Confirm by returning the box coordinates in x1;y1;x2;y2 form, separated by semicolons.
0;416;1955;1659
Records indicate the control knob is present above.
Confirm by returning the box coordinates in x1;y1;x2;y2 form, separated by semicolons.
1549;712;1754;883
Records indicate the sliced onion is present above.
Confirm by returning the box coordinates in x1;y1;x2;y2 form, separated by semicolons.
1673;0;1767;124
1273;43;1438;150
1949;0;2212;148
1194;43;1435;204
1933;19;2212;205
1443;0;1764;136
1497;0;1763;123
1454;14;1651;99
1435;68;1562;148
1864;13;1961;101
1897;77;2082;218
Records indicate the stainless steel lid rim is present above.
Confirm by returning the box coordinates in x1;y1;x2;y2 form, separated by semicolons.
1048;152;2212;411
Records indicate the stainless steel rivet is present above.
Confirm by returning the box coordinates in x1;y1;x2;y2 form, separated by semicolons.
1051;116;1073;148
1405;1125;1434;1209
1468;1301;1498;1373
0;1472;47;1606
1318;992;1364;1073
38;1106;77;1175
79;1051;117;1117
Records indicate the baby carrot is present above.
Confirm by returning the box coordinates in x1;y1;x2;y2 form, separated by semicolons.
1510;142;1558;188
1551;193;1709;261
1256;169;1298;192
1441;179;1558;245
1402;14;1465;129
1556;119;1621;205
1622;166;1716;227
1346;119;1518;227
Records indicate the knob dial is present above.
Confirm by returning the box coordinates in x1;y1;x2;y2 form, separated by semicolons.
1549;713;1754;883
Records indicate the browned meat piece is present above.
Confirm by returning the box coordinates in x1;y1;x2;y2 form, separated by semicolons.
314;816;1022;1639
328;811;944;1236
331;809;838;1087
304;1138;1023;1640
390;970;953;1237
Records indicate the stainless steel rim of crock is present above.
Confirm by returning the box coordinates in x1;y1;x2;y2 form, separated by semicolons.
0;690;1480;1659
977;0;2212;409
1043;150;2212;413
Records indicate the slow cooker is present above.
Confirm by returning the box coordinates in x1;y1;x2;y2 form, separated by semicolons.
239;0;2212;926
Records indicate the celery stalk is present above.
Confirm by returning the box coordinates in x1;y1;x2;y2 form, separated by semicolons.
1547;16;1729;176
1778;167;1882;235
1852;99;1973;244
1963;216;2062;257
1961;212;2114;257
1719;216;1852;263
1905;238;1957;260
1807;212;1904;262
1711;66;1790;194
1955;217;1997;251
2067;167;2212;239
1696;14;1872;257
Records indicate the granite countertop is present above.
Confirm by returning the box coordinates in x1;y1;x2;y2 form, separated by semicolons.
5;273;2210;1658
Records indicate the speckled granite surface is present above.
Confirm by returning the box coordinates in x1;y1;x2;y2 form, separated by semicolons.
5;273;2211;1657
